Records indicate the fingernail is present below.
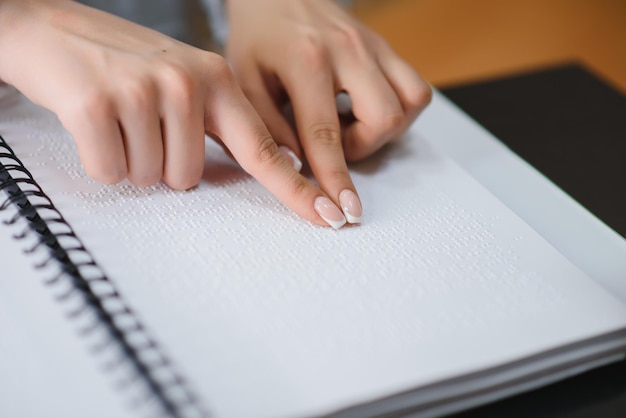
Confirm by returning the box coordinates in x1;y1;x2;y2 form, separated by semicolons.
339;189;363;224
314;196;346;229
279;146;303;172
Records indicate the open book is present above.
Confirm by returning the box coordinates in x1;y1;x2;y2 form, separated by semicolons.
1;84;625;418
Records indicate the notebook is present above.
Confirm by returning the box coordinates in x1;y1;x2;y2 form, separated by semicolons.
1;83;625;418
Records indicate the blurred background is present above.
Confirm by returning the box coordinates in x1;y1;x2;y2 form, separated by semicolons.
351;0;626;93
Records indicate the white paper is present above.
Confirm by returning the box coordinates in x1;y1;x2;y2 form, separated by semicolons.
0;208;136;418
1;87;625;418
418;91;626;302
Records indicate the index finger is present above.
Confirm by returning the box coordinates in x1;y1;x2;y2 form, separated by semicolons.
281;63;363;225
204;71;347;229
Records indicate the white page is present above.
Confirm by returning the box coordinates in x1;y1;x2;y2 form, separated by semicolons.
1;87;625;418
0;209;135;418
419;91;626;302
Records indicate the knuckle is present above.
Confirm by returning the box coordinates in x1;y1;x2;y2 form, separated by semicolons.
204;54;236;90
342;134;378;162
204;54;237;93
71;89;114;121
333;24;365;51
343;146;366;163
286;172;310;198
121;79;153;111
375;112;405;135
255;133;281;165
405;83;433;112
158;63;196;103
209;55;233;79
296;36;327;70
308;122;341;146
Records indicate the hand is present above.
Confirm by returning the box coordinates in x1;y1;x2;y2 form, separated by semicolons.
226;0;432;223
0;0;347;228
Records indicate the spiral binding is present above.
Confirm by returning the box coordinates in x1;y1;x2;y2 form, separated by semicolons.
0;135;208;418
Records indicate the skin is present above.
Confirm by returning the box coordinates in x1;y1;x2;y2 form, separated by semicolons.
0;0;431;228
227;0;432;209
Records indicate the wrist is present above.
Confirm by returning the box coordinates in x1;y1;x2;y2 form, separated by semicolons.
0;0;61;84
0;0;21;83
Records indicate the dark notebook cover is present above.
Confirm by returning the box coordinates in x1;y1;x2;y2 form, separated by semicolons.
442;64;626;417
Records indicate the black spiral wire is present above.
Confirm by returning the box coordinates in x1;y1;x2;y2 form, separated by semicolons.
0;135;208;418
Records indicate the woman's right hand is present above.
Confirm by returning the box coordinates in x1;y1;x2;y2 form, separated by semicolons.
0;0;348;228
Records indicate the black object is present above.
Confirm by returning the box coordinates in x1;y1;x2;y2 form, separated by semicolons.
443;64;626;417
443;63;626;239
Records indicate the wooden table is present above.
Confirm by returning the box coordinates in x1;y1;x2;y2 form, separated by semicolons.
353;0;626;93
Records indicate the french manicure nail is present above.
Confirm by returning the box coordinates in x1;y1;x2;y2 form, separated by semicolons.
279;146;303;172
339;189;363;224
314;196;346;229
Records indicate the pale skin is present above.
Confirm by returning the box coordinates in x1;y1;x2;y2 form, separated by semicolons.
0;0;431;228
